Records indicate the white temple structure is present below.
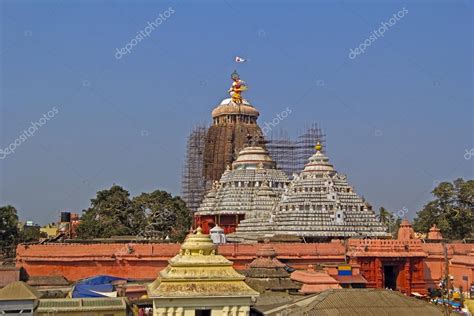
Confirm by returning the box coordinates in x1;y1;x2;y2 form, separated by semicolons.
229;143;390;242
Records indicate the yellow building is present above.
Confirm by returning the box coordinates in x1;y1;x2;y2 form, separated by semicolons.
147;227;259;316
40;223;58;238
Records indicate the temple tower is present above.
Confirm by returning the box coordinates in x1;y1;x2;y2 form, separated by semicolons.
196;145;289;234
231;142;391;242
203;71;263;183
147;227;259;316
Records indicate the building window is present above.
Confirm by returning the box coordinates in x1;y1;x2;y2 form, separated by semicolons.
196;310;212;316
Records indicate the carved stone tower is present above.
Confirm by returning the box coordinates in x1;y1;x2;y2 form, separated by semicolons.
203;72;263;182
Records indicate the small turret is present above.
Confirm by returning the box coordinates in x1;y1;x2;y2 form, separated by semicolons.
427;224;443;240
397;219;415;240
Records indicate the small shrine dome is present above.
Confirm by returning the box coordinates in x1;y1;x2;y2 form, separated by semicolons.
210;225;224;234
303;143;335;175
210;225;227;244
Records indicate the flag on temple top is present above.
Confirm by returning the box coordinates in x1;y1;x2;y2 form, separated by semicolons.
235;56;247;63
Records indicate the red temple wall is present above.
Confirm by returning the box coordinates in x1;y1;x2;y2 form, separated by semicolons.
16;241;346;281
421;243;473;289
15;241;473;292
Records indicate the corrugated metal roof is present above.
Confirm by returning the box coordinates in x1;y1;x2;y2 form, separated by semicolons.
82;299;124;307
263;289;443;316
39;300;80;308
37;298;127;312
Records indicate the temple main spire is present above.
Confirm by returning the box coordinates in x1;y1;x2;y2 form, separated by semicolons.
203;71;263;183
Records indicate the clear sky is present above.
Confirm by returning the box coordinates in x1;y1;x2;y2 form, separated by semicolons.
0;0;472;225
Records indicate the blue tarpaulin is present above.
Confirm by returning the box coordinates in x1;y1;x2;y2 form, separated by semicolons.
72;275;127;298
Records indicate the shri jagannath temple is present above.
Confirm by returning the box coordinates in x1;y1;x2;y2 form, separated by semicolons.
9;71;473;315
192;71;389;242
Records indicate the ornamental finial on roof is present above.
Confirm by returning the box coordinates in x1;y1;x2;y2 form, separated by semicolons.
228;70;248;104
315;142;322;152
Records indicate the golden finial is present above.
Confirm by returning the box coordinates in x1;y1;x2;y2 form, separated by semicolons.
315;142;322;152
196;227;203;235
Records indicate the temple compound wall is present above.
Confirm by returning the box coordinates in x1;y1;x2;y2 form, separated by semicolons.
15;241;473;293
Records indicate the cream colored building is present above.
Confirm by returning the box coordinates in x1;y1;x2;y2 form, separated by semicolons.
147;227;259;316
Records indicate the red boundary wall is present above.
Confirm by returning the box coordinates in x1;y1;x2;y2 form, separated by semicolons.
16;241;473;290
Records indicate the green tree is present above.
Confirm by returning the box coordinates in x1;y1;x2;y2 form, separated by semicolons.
76;185;145;239
19;226;46;243
377;207;402;238
0;205;19;258
377;207;391;226
413;178;473;240
132;190;192;242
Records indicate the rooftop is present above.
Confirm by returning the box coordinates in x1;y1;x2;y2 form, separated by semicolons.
37;298;128;312
0;281;43;301
258;288;444;316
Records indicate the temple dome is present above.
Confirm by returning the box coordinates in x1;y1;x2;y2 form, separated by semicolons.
195;145;289;234
232;146;275;170
303;147;335;174
211;98;259;118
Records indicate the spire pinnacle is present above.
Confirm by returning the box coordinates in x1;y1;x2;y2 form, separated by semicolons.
228;70;248;104
315;142;322;152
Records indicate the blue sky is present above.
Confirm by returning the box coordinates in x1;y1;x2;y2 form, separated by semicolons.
1;0;472;225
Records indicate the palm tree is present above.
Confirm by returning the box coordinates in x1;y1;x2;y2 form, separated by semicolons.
377;207;391;226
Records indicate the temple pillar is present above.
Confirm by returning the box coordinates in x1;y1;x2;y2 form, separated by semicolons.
238;306;250;316
154;307;166;316
405;258;412;294
375;258;383;289
222;306;230;316
230;306;238;316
